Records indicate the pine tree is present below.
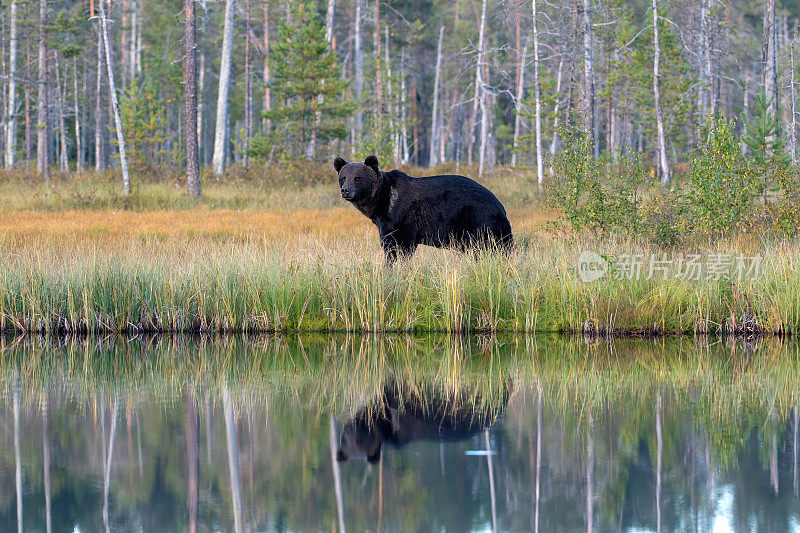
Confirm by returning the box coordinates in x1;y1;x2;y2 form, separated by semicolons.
742;86;790;202
250;0;354;160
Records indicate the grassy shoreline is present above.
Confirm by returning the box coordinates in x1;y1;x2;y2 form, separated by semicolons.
0;229;797;335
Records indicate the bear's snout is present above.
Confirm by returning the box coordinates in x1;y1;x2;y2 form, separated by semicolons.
340;187;353;200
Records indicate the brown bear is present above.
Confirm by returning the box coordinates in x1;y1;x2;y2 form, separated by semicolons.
334;155;513;262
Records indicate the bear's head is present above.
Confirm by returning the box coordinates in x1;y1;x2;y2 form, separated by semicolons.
335;417;383;464
333;155;382;204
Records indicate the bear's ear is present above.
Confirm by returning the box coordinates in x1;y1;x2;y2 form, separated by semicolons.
333;156;348;173
364;155;380;174
336;449;348;462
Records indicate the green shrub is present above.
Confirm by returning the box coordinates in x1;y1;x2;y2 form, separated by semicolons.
685;114;756;237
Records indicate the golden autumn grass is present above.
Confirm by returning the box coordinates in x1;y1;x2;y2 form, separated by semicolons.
0;164;798;335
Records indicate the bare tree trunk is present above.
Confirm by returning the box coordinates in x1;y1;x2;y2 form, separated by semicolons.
73;57;83;172
130;1;137;81
763;0;778;117
95;27;103;171
99;0;131;195
121;0;128;89
583;0;597;157
653;0;670;185
791;35;798;164
429;25;444;167
198;53;205;162
511;39;526;168
262;1;270;132
185;0;201;196
550;57;564;157
243;0;252;167
223;385;243;533
54;54;68;171
6;0;17;168
375;0;382;135
477;0;488;176
329;415;346;533
401;48;410;163
468;0;487;167
325;0;335;44
212;0;236;176
24;30;32;170
532;0;543;184
353;0;363;151
37;0;49;181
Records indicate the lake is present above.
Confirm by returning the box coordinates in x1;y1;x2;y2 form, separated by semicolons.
0;334;798;532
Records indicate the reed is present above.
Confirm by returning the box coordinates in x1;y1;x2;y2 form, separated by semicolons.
0;230;797;334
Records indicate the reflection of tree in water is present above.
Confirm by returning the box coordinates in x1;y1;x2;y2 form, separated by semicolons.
0;335;798;531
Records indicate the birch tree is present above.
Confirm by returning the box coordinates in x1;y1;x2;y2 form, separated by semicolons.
583;0;598;158
653;0;670;185
185;0;201;196
37;0;49;181
353;0;363;150
5;0;17;168
763;0;778;117
532;0;543;185
98;0;132;195
477;0;489;176
429;25;444;167
212;0;236;176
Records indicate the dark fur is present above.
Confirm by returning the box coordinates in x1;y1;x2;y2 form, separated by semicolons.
334;155;513;261
336;380;511;464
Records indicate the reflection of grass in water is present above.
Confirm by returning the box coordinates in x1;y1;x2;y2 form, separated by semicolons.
1;334;799;418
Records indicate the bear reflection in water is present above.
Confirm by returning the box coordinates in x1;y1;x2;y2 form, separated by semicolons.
336;381;512;464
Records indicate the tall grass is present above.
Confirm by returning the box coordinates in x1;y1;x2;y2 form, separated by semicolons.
1;233;799;334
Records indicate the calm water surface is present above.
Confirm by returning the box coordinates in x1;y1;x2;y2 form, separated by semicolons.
1;335;799;532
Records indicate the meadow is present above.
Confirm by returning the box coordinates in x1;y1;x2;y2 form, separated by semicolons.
0;162;798;335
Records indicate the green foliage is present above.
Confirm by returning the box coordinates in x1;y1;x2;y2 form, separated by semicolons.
684;114;755;237
741;87;791;201
548;118;648;238
119;80;173;171
250;0;354;160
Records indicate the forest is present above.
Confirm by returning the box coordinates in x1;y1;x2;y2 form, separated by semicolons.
0;0;796;194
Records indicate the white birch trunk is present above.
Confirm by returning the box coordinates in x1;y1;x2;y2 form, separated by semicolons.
37;0;49;180
550;57;564;156
400;48;409;163
583;0;597;157
533;0;544;184
55;54;68;171
653;0;670;185
99;0;131;195
476;0;488;176
429;25;444;167
353;0;363;149
212;0;236;176
791;36;798;164
5;0;17;168
95;28;103;171
325;0;335;45
511;38;526;169
73;57;83;172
